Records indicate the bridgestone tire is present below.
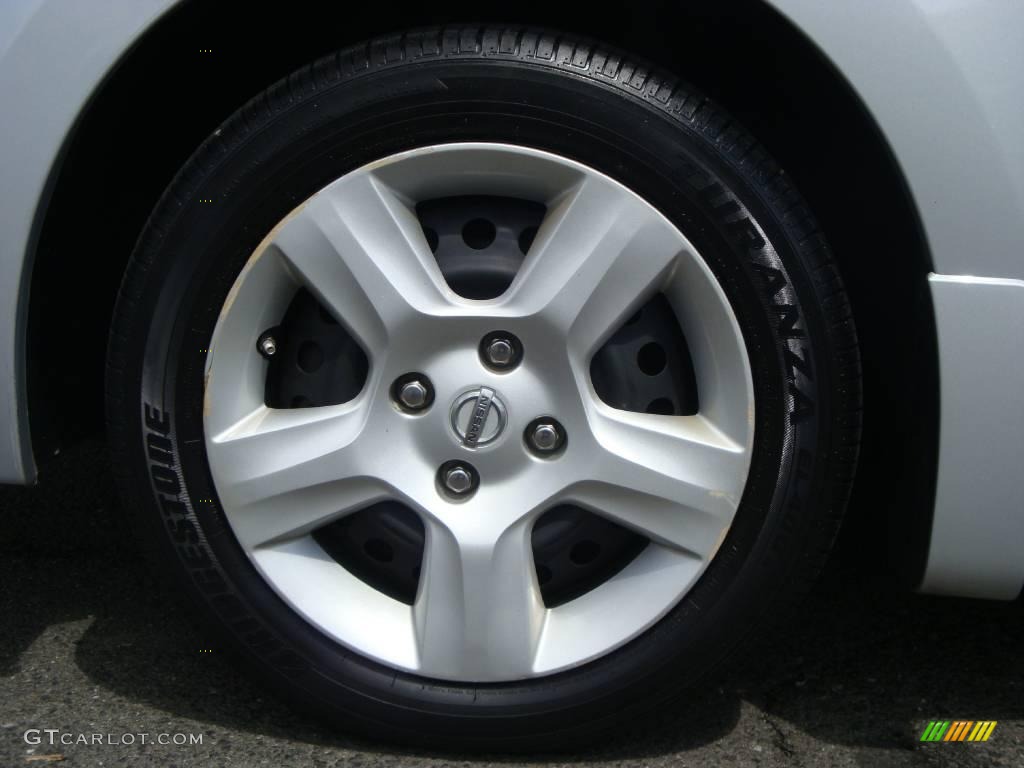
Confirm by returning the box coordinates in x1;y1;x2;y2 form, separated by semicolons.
106;25;862;751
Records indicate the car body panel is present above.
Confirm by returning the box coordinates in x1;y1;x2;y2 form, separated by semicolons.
0;0;172;484
766;0;1024;280
923;275;1024;599
765;0;1024;599
0;0;1021;598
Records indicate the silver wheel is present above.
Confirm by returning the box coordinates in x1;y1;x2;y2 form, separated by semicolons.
203;143;754;682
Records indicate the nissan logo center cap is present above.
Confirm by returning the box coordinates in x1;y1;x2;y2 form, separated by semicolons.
450;386;507;447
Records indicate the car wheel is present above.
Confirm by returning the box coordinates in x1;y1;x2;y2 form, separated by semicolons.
106;26;861;749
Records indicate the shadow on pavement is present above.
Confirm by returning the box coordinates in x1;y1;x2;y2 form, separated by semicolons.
1;439;1020;764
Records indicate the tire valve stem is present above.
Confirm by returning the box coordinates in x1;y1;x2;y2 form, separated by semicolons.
257;331;278;359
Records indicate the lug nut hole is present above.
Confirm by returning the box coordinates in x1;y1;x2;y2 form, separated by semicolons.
462;218;497;250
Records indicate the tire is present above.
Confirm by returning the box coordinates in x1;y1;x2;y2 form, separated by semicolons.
106;26;861;750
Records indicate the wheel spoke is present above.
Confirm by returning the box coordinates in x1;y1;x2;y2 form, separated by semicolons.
413;518;546;681
505;176;683;354
571;410;749;557
269;172;453;352
206;402;386;548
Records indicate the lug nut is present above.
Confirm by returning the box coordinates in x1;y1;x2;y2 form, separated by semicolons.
438;460;478;498
480;331;522;371
532;423;559;450
391;373;434;413
257;334;278;358
526;418;565;456
444;466;473;494
399;380;428;409
485;338;514;366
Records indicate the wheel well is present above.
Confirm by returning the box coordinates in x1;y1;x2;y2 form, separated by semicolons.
27;0;936;586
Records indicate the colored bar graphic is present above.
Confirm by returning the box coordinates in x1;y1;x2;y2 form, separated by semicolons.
944;721;969;741
921;721;949;741
921;720;997;742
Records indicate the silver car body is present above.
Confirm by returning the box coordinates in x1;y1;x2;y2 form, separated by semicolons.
0;0;1021;599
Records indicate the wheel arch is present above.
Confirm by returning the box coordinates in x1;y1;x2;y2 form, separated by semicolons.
24;0;937;586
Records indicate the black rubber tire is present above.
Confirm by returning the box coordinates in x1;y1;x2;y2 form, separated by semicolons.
106;26;861;751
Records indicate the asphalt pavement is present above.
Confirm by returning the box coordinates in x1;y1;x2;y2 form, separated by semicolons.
1;439;1021;767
